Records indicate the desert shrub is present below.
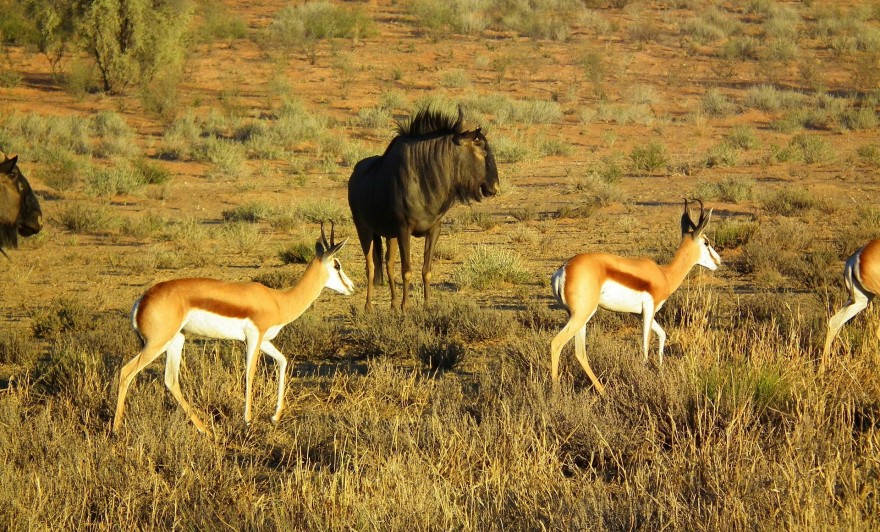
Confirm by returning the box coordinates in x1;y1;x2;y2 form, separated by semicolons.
278;241;316;264
857;144;880;167
196;0;248;42
629;141;668;173
452;246;531;289
439;69;470;88
744;85;803;112
86;161;150;195
840;106;879;130
293;199;351;224
703;142;739;168
199;137;248;179
269;1;375;48
491;135;534;164
725;126;759;150
787;134;836;164
761;187;819;216
722;36;760;60
38;151;91;191
567;172;626;207
694;175;754;203
742;218;837;287
701;89;735;117
222;201;275;223
681;8;741;43
711;219;759;249
55;202;116;233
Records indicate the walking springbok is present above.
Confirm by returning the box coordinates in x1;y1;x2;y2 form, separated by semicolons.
348;106;500;310
550;200;721;394
113;223;354;434
822;239;880;359
0;153;42;257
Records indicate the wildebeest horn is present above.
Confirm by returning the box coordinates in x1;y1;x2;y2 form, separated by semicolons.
455;105;464;129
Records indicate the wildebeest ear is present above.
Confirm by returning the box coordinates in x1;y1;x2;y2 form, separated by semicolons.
0;156;17;175
453;130;479;146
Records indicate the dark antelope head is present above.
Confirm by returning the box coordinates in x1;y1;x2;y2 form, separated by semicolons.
0;154;42;254
450;107;500;199
315;221;355;295
681;198;721;271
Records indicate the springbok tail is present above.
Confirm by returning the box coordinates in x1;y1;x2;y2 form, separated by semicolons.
372;234;384;286
551;262;569;310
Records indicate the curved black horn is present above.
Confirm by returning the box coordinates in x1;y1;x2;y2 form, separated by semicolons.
681;198;696;235
694;199;712;235
330;219;336;247
455;105;464;129
320;221;330;250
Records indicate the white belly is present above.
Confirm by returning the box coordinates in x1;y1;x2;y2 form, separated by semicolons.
181;309;253;341
598;280;652;314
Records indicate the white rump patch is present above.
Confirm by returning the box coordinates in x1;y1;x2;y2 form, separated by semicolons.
551;265;568;308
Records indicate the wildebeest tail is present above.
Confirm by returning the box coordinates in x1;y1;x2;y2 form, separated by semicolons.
372;234;384;286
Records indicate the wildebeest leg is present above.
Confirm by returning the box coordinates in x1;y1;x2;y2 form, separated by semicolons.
422;224;441;304
372;234;384;286
398;232;413;310
355;225;376;310
386;237;398;308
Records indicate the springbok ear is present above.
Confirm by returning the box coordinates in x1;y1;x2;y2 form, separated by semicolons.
315;240;326;258
320;238;348;261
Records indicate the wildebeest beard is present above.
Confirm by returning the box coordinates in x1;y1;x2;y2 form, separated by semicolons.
0;222;18;250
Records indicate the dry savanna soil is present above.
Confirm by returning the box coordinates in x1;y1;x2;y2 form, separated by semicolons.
1;0;880;529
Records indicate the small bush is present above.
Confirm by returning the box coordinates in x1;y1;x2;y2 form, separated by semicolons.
694;176;754;203
629;141;668;173
725;126;759;150
222;201;275;223
701;89;734;117
761;187;818;216
278;241;316;264
56;203;115;233
453;246;531;289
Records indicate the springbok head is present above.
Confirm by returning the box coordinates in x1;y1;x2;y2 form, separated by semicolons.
315;221;354;295
0;153;42;254
681;198;721;271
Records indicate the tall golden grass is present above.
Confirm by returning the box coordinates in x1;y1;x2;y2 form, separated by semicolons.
1;286;877;529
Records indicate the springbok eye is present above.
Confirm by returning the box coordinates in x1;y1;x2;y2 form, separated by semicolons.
334;261;341;270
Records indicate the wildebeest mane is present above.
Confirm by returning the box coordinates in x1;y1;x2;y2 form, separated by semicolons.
395;107;463;138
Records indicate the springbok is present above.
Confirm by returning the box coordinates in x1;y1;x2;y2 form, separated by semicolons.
113;223;354;434
550;199;721;394
822;239;880;359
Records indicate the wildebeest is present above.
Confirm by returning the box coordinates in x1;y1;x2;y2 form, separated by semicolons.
0;153;42;257
348;107;500;309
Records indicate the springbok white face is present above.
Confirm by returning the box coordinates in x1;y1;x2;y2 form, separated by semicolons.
682;199;721;271
316;223;355;295
696;233;721;271
324;253;355;295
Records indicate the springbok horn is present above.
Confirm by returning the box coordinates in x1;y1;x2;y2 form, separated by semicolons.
320;221;330;251
330;219;336;248
681;198;696;235
694;199;713;236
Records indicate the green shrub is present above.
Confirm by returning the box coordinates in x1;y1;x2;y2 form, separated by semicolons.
629;141;668;173
278;241;316;264
761;187;818;216
56;203;116;233
453;246;531;289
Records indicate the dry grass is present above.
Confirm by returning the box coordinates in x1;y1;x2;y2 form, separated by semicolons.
1;288;878;529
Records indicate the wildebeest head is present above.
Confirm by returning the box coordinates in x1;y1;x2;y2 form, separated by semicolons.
452;124;500;200
0;154;43;253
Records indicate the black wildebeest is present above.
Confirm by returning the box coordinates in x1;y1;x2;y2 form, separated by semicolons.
348;107;500;309
0;153;42;257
